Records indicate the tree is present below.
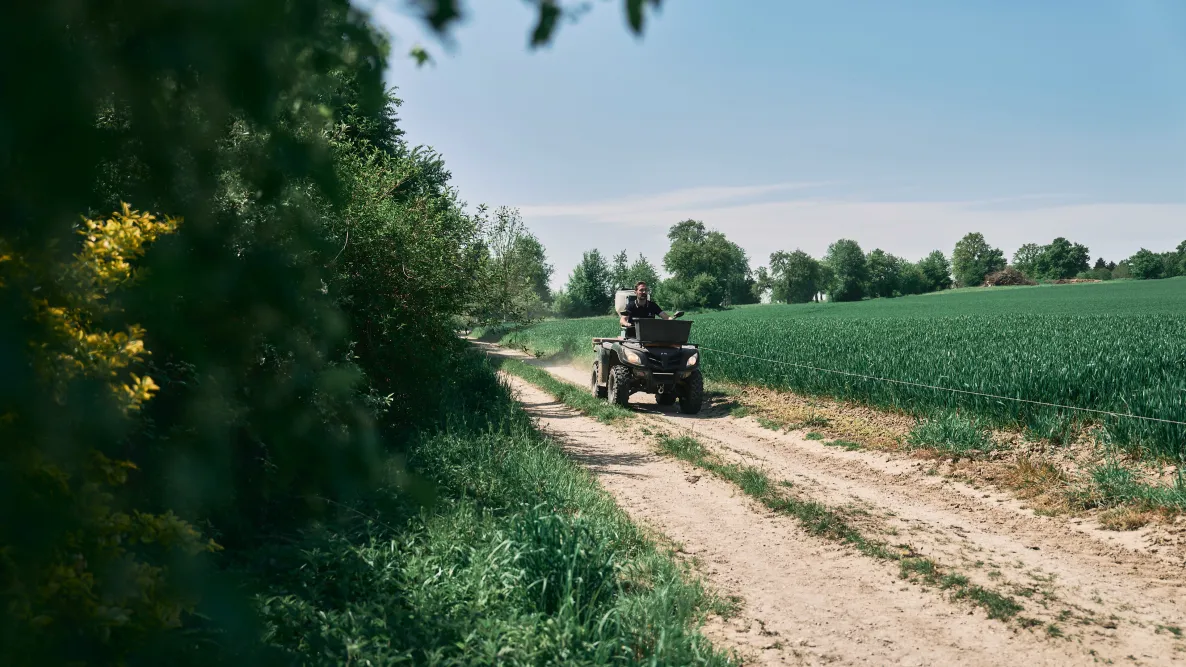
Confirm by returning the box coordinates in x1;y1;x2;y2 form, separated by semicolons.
1093;257;1108;270
1039;237;1090;279
823;239;868;302
1012;243;1043;278
626;253;661;292
865;248;903;298
898;261;927;295
768;249;823;304
609;249;630;291
952;232;1006;287
1125;249;1164;279
474;206;552;324
560;249;613;317
662;220;753;308
917;250;953;292
752;266;772;302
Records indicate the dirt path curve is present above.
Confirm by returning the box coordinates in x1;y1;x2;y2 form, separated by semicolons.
480;344;1186;666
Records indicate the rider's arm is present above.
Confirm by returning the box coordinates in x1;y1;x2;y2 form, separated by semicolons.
658;311;671;320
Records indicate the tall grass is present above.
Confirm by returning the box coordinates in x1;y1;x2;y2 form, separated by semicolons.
238;351;732;665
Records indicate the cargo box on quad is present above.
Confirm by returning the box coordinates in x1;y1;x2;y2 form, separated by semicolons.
590;308;703;414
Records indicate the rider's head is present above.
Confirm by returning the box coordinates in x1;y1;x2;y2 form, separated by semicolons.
635;281;649;303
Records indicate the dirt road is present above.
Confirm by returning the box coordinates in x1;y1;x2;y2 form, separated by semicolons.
479;343;1186;666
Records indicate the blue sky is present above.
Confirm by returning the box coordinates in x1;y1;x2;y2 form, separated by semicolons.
369;0;1186;289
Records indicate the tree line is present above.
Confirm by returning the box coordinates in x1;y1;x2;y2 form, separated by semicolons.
469;218;1186;323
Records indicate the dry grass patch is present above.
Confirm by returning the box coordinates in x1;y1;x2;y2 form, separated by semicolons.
1097;507;1157;531
711;381;912;449
994;456;1074;514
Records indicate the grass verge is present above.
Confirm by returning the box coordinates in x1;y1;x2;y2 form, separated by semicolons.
235;353;730;665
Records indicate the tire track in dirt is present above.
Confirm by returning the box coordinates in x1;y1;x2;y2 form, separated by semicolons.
479;344;1186;659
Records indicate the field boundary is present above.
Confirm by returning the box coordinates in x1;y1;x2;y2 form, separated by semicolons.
697;346;1186;428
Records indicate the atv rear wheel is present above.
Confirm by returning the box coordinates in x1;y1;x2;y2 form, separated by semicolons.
590;361;607;399
678;370;703;414
608;365;632;407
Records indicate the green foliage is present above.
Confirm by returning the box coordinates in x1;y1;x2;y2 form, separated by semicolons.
559;250;613;318
917;250;954;291
767;249;823;303
469;206;554;325
1075;461;1186;512
1128;248;1167;280
0;0;691;662
823;238;867;302
952;232;1006;287
866;248;904;299
1014;238;1090;280
662;220;754;309
907;413;996;458
249;351;728;665
489;278;1186;458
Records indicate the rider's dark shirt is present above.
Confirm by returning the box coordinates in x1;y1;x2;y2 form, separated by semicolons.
623;299;662;323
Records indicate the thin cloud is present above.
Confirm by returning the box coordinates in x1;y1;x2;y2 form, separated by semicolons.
517;181;833;219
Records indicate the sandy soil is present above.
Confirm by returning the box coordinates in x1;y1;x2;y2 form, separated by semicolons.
479;343;1186;666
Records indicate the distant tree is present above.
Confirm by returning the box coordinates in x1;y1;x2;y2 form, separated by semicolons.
768;249;823;303
560;249;613;317
1106;260;1117;271
515;235;554;306
1157;241;1186;278
917;250;953;292
752;266;772;302
626;253;661;290
824;239;868;302
609;249;630;291
1093;257;1108;270
1039;237;1090;279
1012;243;1043;278
817;262;836;300
475;206;552;324
1112;261;1132;279
897;261;927;295
952;232;1006;287
866;248;904;298
663;220;753;308
1126;249;1165;280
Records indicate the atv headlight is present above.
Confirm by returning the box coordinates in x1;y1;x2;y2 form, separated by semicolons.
686;353;698;367
624;350;642;365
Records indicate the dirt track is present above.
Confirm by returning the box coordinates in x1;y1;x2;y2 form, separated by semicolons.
480;343;1186;666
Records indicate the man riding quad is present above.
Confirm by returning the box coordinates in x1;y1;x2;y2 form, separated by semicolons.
590;281;702;413
619;281;675;337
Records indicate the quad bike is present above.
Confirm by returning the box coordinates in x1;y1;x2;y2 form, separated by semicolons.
589;291;703;414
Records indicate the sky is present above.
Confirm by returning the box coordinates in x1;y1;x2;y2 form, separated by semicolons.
367;0;1186;290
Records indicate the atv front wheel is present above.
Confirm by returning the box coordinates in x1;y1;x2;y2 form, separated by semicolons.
590;361;607;399
678;370;703;414
608;365;632;407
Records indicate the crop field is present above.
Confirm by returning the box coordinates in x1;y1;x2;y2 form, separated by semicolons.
494;278;1186;458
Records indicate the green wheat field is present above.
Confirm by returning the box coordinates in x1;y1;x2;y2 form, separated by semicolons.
490;278;1186;458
